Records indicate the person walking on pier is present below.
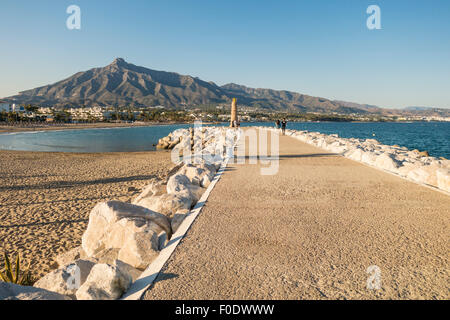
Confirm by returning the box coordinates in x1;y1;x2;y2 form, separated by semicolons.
281;119;287;135
275;119;280;130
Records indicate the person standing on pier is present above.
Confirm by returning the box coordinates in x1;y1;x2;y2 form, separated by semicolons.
275;119;280;129
281;119;287;135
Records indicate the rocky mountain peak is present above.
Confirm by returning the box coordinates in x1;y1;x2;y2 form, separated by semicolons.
110;58;128;68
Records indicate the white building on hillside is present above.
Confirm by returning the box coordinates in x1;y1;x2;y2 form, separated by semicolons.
68;107;110;121
37;107;53;115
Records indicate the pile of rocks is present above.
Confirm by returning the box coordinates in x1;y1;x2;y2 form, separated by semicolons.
263;127;449;193
24;126;239;300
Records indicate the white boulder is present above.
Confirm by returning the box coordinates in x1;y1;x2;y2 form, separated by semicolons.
346;148;364;162
361;151;378;166
136;193;192;218
132;180;166;204
75;264;132;300
407;167;434;185
87;249;142;282
177;163;216;188
374;153;401;173
436;168;450;192
166;173;205;202
171;209;190;233
34;259;96;299
54;246;87;267
1;282;71;300
81;201;171;269
115;221;161;269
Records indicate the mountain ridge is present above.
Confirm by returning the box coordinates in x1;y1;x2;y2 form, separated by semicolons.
3;58;449;116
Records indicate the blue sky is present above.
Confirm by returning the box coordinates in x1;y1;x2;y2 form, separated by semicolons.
1;0;449;108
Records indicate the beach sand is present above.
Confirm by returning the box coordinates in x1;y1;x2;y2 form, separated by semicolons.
0;149;173;279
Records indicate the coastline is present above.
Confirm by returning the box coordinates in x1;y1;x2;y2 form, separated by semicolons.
0;122;191;134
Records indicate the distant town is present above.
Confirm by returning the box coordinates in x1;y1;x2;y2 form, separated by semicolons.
0;101;449;125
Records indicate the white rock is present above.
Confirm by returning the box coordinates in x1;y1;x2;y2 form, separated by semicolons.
407;167;431;184
74;248;142;282
201;174;214;188
166;173;192;196
397;162;416;177
171;209;190;233
116;222;161;269
90;247;120;264
54;246;87;267
1;282;71;300
34;259;96;299
81;201;171;270
178;163;215;187
436;168;450;192
346;148;364;162
136;193;192;218
364;139;380;145
374;153;401;173
115;260;142;282
132;180;166;204
166;173;205;202
361;151;378;165
75;264;131;300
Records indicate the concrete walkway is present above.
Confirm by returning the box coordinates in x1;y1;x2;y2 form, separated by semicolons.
144;130;449;300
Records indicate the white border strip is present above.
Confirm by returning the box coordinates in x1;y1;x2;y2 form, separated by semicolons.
121;158;230;300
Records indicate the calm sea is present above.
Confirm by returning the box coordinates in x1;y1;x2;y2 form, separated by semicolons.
0;122;448;158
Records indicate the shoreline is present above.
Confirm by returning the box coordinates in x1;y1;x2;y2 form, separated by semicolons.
2;120;447;134
0;122;190;134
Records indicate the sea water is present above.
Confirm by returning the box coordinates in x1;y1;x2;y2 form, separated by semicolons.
0;122;448;158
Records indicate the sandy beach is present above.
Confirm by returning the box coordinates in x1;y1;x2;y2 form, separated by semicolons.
0;149;173;279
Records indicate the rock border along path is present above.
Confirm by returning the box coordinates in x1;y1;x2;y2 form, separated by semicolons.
267;127;449;197
27;126;240;300
143;128;449;300
277;127;450;194
122;158;230;300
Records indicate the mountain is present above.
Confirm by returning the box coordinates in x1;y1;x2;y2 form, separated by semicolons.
221;83;380;114
6;58;228;108
4;58;448;116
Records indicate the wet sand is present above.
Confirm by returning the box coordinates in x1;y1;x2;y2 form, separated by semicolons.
0;150;173;279
144;130;449;300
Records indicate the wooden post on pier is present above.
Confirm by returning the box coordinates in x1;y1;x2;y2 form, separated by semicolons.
230;98;238;127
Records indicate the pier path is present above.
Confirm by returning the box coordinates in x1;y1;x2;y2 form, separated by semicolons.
144;129;449;299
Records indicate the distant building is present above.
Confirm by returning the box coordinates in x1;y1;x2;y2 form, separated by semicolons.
68;107;109;121
37;107;53;115
12;104;25;112
0;102;25;112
